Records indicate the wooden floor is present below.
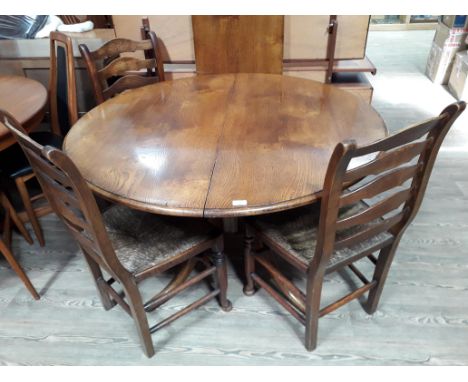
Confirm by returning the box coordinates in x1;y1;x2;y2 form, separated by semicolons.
1;30;468;365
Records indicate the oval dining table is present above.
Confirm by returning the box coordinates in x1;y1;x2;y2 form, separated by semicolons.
63;73;387;224
0;75;48;151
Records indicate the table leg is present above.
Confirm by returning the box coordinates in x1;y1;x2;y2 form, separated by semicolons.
223;217;238;233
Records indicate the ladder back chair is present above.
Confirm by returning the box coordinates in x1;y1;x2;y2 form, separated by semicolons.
192;15;284;75
243;101;466;351
1;110;231;358
79;31;165;105
0;189;40;300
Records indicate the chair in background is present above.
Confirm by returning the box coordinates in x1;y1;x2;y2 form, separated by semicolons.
243;101;466;351
0;189;40;300
79;31;165;105
192;15;284;75
1;110;232;358
49;31;79;137
0;32;78;246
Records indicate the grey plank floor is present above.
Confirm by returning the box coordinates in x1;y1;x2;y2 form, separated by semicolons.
1;30;468;365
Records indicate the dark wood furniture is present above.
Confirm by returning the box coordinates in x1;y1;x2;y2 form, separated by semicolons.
243;101;466;351
192;16;284;75
63;73;387;218
49;31;79;136
112;16;374;101
1;110;232;358
0;190;40;300
0;76;50;246
0;33;78;247
79;31;165;105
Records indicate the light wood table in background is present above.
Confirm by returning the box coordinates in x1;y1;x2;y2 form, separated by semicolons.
0;75;47;151
64;73;387;221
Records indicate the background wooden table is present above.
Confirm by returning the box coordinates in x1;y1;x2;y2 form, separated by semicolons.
0;75;48;151
64;73;387;218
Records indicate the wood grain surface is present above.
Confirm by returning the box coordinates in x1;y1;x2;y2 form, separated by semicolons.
192;16;284;74
0;75;48;150
64;73;386;217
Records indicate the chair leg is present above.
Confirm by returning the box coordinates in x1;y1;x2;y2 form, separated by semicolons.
243;225;256;296
81;250;116;311
304;273;325;352
122;279;155;358
364;242;399;315
211;240;232;312
15;176;45;246
1;193;33;245
0;239;40;300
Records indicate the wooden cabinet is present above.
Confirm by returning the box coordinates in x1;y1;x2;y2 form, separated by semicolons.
113;15;370;62
113;15;375;103
284;15;370;60
113;15;373;92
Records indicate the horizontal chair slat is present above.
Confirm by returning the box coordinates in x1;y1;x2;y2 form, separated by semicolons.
336;188;412;230
334;211;403;251
38;172;81;209
340;163;421;207
98;57;157;80
57;201;90;232
103;75;159;99
68;223;99;252
91;38;153;59
352;117;440;157
345;139;430;183
24;147;73;188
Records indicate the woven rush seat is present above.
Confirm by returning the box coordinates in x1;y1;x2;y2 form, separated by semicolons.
102;205;218;274
251;201;394;269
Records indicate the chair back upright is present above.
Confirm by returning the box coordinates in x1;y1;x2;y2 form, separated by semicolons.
49;31;79;136
0;110;129;281
79;31;165;105
192;16;284;75
312;101;466;276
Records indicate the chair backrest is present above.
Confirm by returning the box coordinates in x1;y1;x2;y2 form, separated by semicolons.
79;31;165;105
312;101;466;272
49;31;79;136
192;16;284;75
0;109;129;280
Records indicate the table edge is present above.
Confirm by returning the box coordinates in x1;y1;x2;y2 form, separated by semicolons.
67;74;389;218
88;181;206;218
89;178;323;218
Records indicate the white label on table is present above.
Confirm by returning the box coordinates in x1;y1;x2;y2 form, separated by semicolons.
232;200;248;207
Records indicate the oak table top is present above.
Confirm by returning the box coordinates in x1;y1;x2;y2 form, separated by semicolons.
0;75;48;151
64;73;387;218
